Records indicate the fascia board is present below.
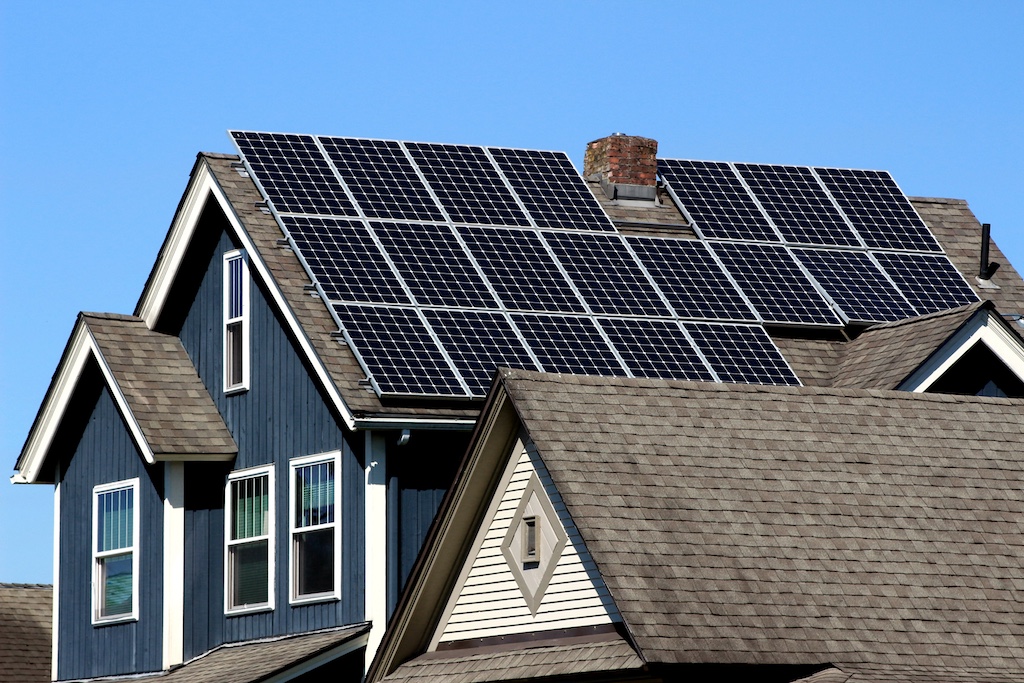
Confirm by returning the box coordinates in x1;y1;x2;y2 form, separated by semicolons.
135;160;358;431
14;320;156;485
353;416;477;431
900;309;1024;391
261;630;369;683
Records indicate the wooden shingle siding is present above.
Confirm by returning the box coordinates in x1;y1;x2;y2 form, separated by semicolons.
178;227;363;656
436;440;619;644
57;376;163;679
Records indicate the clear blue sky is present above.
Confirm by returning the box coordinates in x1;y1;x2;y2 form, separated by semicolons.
2;2;1022;583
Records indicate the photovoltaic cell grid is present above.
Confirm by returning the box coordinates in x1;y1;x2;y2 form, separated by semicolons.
735;163;861;247
711;242;843;326
423;309;539;393
814;167;940;252
599;318;714;381
457;226;585;313
489;147;614;231
543;232;671;317
793;248;918;323
627;237;757;321
684;323;800;386
333;306;464;396
318;137;445;222
873;252;979;314
281;216;409;305
512;314;626;376
405;142;531;226
658;159;779;242
231;131;357;217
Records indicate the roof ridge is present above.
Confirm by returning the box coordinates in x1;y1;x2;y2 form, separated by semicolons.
0;582;52;589
860;300;988;332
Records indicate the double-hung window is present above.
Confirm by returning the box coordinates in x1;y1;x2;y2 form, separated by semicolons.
223;250;249;393
93;479;139;624
290;452;340;603
225;467;273;613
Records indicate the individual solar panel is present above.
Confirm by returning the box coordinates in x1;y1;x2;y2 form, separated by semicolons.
405;142;530;226
281;216;409;305
873;252;979;314
423;309;539;394
711;242;843;326
794;248;918;323
814;167;941;252
231;131;357;217
371;222;496;308
318;137;445;222
599;318;714;381
735;163;860;247
458;226;585;313
512;314;626;376
684;322;800;386
658;159;778;241
628;237;757;321
543;232;671;316
334;305;465;396
489;147;614;231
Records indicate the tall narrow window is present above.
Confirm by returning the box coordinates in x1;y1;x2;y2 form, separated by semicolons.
224;250;249;393
290;452;340;603
93;479;139;624
225;467;273;613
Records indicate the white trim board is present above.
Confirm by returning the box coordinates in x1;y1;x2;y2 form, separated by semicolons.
900;309;1024;391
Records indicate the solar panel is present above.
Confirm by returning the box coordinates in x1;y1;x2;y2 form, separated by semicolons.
814;167;940;252
543;232;671;317
457;226;586;313
489;147;614;231
512;314;626;376
735;163;860;247
628;236;757;321
370;222;496;308
873;252;979;314
793;248;918;323
281;216;409;305
405;142;530;226
599;318;715;381
710;242;843;325
334;305;465;396
658;159;779;241
423;309;539;394
318;137;445;222
684;322;800;385
231;131;357;217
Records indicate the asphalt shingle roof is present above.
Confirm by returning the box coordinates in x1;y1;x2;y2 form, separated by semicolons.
0;584;51;683
83;312;236;457
499;369;1024;673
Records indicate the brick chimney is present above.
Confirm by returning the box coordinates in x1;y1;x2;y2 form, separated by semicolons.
584;133;658;200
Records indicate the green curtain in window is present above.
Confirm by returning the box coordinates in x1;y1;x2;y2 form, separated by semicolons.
98;488;133;552
297;462;334;528
233;476;268;540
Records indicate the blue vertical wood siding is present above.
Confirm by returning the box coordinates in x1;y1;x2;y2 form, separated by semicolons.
177;227;363;658
56;370;164;680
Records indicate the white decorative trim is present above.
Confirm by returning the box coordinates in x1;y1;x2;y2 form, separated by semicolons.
162;462;185;668
51;478;60;681
224;464;276;615
900;309;1024;391
261;630;369;683
364;432;388;669
288;451;342;605
92;478;141;625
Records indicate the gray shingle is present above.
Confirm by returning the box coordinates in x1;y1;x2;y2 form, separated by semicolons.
0;584;51;683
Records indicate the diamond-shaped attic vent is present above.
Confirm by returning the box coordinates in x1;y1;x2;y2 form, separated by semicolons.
501;473;568;615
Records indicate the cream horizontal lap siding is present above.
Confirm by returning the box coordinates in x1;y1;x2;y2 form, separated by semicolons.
433;439;620;646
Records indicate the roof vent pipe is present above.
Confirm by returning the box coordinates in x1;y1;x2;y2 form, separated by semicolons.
979;223;1000;280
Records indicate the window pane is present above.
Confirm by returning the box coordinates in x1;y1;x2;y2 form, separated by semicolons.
100;553;133;617
232;475;268;540
98;488;133;552
227;322;243;387
295;462;334;528
231;540;269;607
296;528;334;596
228;256;244;319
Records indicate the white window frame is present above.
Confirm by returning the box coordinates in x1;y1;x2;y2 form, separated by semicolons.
92;478;140;625
223;249;250;394
289;451;342;605
224;465;275;615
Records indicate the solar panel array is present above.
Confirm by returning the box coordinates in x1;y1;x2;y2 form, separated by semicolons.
231;131;978;399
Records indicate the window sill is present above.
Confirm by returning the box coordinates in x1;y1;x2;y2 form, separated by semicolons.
225;604;273;617
289;593;340;607
92;614;137;627
224;385;249;396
